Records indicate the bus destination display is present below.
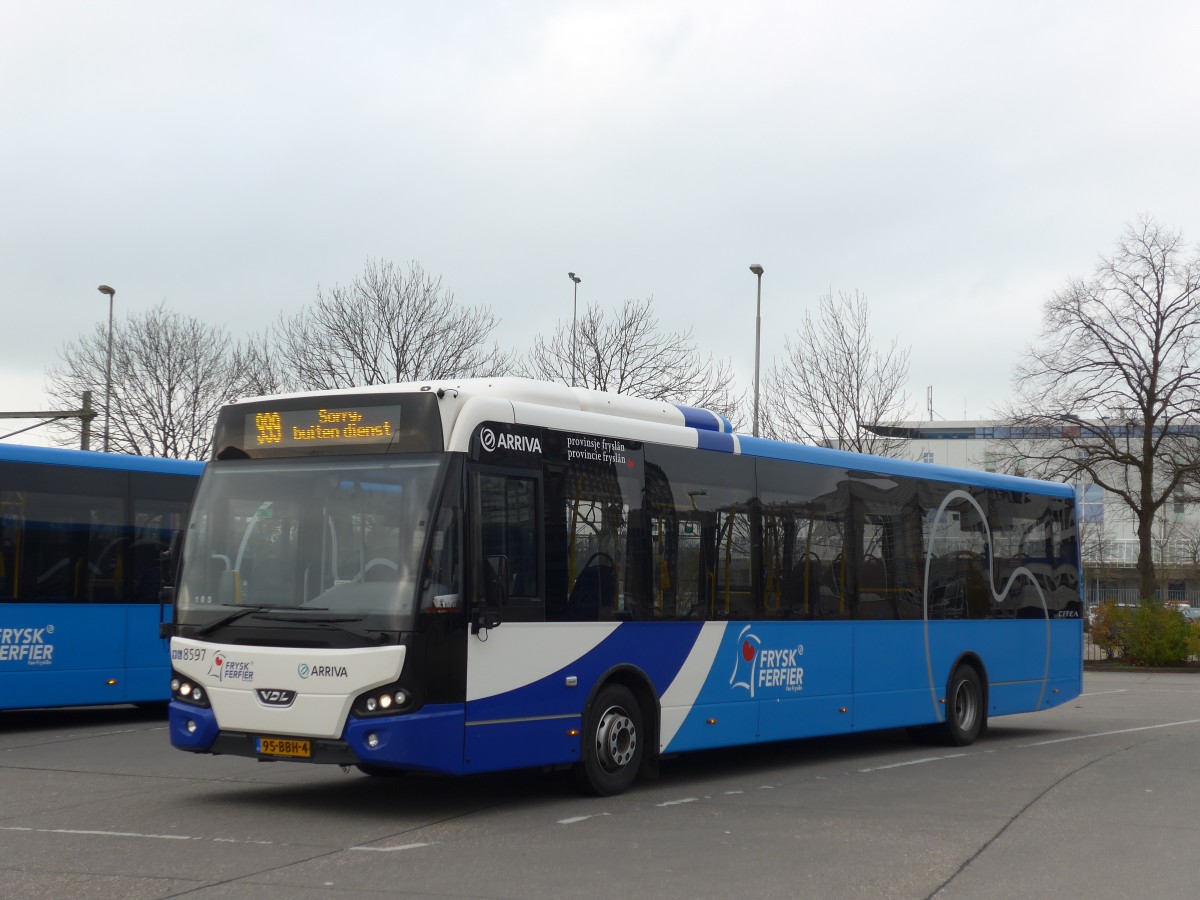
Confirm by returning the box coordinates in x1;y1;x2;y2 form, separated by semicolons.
245;405;404;449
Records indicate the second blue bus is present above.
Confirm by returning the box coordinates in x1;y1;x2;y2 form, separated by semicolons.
1;444;202;710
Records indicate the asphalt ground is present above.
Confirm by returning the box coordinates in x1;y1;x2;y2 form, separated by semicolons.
1;669;1197;899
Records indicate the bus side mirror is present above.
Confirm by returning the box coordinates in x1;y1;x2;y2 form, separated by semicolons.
158;530;184;603
472;555;509;634
472;608;502;635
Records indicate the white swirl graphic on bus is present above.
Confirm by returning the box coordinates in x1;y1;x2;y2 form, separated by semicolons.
921;488;1052;718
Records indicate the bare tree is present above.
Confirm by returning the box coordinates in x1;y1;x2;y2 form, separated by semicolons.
1000;216;1200;600
762;290;912;455
1173;519;1200;572
273;259;513;390
46;303;254;459
235;331;293;398
520;296;743;425
1076;503;1112;603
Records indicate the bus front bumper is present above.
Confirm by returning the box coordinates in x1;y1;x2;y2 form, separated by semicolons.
168;701;467;774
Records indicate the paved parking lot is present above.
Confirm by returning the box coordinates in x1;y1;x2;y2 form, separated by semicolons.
1;670;1197;899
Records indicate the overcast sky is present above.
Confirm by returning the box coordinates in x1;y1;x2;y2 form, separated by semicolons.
4;1;1199;446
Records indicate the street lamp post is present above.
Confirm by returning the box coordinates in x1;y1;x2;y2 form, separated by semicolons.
98;284;115;452
749;264;764;438
568;272;581;387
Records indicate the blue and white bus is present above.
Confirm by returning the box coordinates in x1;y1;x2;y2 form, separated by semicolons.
1;444;202;710
167;379;1082;794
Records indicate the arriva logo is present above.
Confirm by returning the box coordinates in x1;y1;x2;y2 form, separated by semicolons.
729;625;804;697
298;662;348;678
480;427;542;455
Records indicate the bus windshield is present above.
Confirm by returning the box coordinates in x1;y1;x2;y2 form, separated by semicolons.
176;455;450;635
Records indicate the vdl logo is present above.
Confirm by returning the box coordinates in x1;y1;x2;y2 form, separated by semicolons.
256;688;296;707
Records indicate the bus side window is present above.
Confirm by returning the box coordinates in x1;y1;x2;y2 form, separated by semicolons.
0;534;13;600
566;551;617;620
419;501;462;613
474;472;541;618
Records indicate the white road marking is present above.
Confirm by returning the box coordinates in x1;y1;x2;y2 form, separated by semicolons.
857;719;1200;772
656;797;698;807
0;826;271;844
350;842;437;852
1019;719;1200;746
0;825;443;852
859;753;966;773
558;813;611;825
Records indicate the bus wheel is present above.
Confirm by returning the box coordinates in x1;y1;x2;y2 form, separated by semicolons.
575;684;643;796
943;665;985;746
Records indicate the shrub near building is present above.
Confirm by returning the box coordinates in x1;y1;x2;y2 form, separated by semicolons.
1091;600;1200;666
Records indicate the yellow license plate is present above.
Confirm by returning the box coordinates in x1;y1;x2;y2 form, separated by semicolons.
255;737;312;758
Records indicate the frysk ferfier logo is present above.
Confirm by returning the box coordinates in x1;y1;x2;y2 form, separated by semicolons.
729;625;805;698
206;652;255;683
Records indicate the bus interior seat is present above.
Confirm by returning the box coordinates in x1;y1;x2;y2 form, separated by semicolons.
859;553;886;592
36;557;72;588
782;554;821;618
566;553;617;621
855;593;896;619
813;588;842;619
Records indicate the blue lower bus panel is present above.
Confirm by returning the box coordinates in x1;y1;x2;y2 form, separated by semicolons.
1;603;171;709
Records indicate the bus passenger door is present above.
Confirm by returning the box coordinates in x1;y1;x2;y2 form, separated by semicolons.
464;467;579;772
467;468;543;627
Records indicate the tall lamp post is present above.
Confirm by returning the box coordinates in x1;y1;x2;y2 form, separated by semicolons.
98;284;116;452
749;264;764;437
568;272;581;387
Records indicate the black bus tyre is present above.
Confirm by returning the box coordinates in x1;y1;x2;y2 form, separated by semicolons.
943;665;985;746
574;684;643;796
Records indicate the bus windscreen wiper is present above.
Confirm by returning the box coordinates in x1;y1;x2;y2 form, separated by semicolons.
265;614;386;643
195;604;328;638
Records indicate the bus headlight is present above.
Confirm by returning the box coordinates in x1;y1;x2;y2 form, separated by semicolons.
170;671;211;708
352;682;417;717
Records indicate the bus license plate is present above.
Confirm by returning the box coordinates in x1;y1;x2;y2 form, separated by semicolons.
255;737;312;758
